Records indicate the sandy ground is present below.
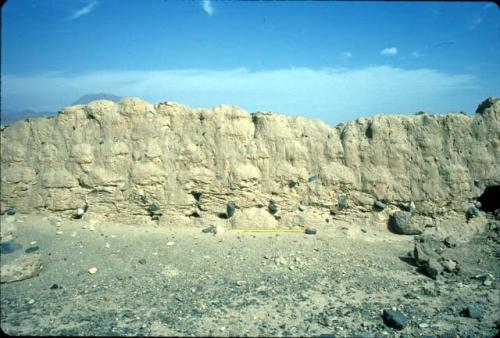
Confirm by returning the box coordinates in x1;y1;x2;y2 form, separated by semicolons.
1;213;499;337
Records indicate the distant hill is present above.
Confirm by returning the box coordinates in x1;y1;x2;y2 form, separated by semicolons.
0;109;54;125
72;93;122;105
0;93;122;125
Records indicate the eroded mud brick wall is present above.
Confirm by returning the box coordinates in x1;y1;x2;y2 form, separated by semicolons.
1;97;499;220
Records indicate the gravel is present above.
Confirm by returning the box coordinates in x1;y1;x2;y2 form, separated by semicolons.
1;214;499;337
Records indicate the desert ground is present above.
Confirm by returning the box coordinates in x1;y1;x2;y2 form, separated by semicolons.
1;212;499;337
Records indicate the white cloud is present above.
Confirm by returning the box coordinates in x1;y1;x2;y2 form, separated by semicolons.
340;51;352;59
2;66;479;124
68;1;98;20
380;47;398;56
202;0;214;16
468;16;483;30
411;51;423;58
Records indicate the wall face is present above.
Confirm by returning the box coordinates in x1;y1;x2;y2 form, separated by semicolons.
1;97;499;222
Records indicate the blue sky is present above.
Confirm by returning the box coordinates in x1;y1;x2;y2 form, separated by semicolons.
1;0;499;124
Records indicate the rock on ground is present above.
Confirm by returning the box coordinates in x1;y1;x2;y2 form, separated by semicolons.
0;253;42;283
425;258;444;279
382;310;408;330
389;211;422;235
0;217;17;243
463;305;483;319
231;207;278;229
414;235;449;279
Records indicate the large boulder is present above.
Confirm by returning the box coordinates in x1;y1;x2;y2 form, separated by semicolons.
413;235;455;279
389;211;423;235
230;207;278;229
414;235;444;266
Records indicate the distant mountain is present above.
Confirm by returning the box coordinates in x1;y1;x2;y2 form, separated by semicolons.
0;93;122;125
0;109;54;125
72;93;122;105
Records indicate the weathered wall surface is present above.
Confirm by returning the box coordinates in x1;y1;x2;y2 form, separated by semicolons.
1;97;499;226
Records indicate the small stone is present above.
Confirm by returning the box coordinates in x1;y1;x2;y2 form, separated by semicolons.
474;272;494;281
338;194;348;210
30;241;37;245
463;305;483;319
268;200;278;215
202;225;216;233
166;241;175;246
361;228;367;233
443;236;457;248
305;227;317;235
419;323;429;329
88;267;98;274
147;202;160;213
138;258;147;265
50;284;59;290
425;258;444;279
298;204;306;212
440;259;457;273
466;206;479;220
403;201;416;213
382;310;408;330
24;246;39;254
226;201;236;218
5;208;16;215
308;175;318;183
77;207;85;216
474;201;482;209
275;256;287;265
56;230;63;235
374;201;386;211
27;299;35;305
474;273;495;286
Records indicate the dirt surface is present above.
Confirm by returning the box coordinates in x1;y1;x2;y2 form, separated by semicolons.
1;214;499;337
